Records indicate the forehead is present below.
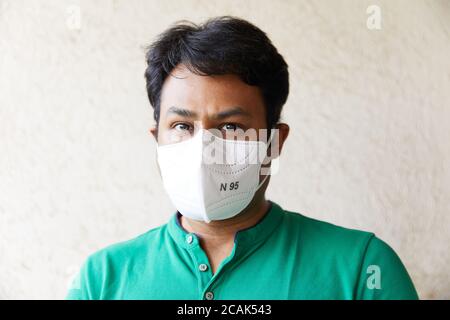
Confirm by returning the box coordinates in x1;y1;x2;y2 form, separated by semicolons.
159;64;265;115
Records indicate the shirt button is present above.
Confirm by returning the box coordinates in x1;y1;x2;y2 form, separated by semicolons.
199;264;208;272
186;234;193;244
205;291;214;300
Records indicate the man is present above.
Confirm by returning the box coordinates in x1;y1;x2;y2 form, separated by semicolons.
66;16;418;300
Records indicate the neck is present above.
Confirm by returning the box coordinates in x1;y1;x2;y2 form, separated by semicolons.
180;196;271;243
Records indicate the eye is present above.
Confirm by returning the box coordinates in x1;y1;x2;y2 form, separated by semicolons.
173;123;192;132
220;123;239;132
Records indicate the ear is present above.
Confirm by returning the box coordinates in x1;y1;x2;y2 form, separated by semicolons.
274;123;289;155
262;123;289;167
149;126;158;141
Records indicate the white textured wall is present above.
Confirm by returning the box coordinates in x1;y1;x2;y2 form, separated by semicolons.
0;0;449;299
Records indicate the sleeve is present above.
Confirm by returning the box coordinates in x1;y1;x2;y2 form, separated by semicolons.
355;236;419;300
65;255;101;300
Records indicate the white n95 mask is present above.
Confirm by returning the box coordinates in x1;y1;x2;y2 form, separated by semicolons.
157;129;274;223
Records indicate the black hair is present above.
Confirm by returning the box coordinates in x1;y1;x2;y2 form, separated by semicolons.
144;16;289;129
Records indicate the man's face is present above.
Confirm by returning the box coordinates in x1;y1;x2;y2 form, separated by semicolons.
154;64;268;145
151;64;289;216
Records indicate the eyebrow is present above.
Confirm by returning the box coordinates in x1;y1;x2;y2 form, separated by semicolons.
212;106;251;120
166;106;251;120
166;106;198;118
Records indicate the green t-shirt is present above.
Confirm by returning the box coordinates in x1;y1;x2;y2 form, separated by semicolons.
66;201;418;300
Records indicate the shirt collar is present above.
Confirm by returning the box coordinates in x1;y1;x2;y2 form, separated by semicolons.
167;200;285;250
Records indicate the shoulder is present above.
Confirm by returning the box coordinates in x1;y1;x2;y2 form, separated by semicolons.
86;223;167;267
279;209;418;299
281;209;375;255
66;223;168;299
